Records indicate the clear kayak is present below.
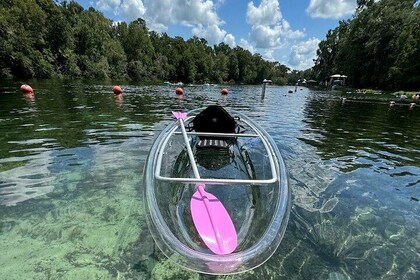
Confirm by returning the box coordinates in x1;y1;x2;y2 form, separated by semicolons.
143;106;290;275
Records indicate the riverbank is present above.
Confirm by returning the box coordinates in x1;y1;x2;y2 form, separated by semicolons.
329;87;420;104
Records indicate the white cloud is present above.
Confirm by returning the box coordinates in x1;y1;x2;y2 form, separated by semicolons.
93;0;234;46
95;0;121;11
247;0;304;49
288;37;321;70
306;0;356;19
249;22;304;49
247;0;281;26
121;0;146;20
263;49;274;61
94;0;221;30
238;39;256;54
192;24;234;46
224;34;236;47
150;0;221;27
95;0;146;20
250;25;281;49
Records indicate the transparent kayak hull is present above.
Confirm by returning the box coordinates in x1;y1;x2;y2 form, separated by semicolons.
144;108;290;275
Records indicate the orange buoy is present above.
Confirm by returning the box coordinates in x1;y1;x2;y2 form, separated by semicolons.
175;87;184;95
221;88;229;95
20;84;33;94
113;85;123;95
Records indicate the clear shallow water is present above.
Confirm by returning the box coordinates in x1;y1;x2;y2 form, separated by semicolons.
0;80;419;279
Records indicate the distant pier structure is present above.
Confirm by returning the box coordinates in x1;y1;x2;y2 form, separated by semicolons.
261;79;272;99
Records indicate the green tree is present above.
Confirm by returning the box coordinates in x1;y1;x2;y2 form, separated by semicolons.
390;2;420;89
313;0;419;90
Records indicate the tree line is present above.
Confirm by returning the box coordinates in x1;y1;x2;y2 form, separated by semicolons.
0;0;290;85
1;0;419;90
306;0;419;90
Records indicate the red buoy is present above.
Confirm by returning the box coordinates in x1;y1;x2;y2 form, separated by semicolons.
175;87;184;95
221;88;229;95
113;85;123;95
20;84;33;94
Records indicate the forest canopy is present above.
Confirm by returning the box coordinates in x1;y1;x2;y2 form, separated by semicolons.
0;0;289;85
0;0;419;90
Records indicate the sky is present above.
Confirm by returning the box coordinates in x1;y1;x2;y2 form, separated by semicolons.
77;0;359;71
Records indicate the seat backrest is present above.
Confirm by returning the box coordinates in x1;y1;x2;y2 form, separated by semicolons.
192;105;236;133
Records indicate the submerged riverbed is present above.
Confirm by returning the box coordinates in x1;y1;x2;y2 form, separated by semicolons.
0;80;419;279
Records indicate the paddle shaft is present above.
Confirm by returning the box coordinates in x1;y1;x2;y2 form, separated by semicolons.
178;117;224;252
178;118;200;179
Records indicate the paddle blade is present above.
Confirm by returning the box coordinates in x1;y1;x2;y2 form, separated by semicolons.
172;111;187;120
191;185;237;255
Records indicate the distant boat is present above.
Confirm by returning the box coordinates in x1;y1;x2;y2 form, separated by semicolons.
329;74;347;90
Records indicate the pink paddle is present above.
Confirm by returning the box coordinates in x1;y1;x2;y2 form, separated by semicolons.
172;111;237;255
172;111;187;119
191;184;237;254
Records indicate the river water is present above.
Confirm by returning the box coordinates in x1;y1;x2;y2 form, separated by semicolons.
0;80;419;279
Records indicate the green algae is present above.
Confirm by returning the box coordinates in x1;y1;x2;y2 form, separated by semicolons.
151;258;199;280
0;162;145;279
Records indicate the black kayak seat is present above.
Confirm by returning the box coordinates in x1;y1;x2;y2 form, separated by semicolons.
192;105;237;148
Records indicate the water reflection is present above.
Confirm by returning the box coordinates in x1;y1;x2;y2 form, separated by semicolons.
114;93;123;107
219;94;228;106
301;94;419;168
23;92;35;104
0;149;55;206
175;93;185;109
